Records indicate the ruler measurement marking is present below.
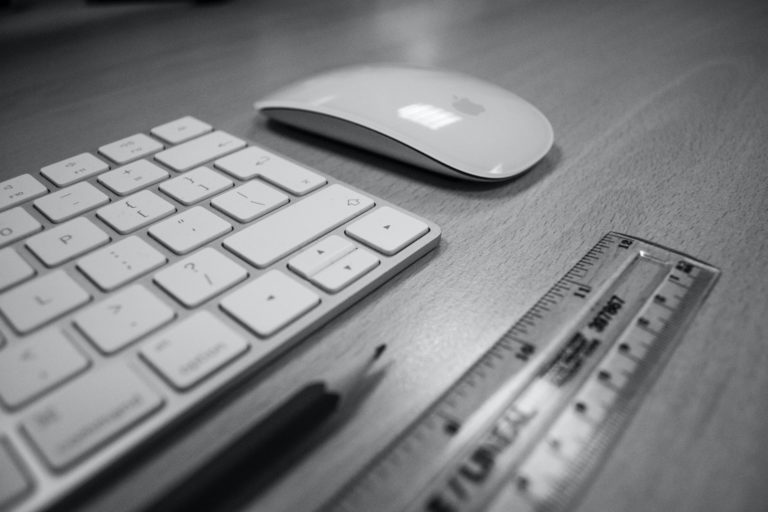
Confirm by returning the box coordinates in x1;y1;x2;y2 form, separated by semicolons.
653;299;676;312
325;233;719;512
502;275;714;510
561;277;589;287
636;317;662;333
667;276;691;289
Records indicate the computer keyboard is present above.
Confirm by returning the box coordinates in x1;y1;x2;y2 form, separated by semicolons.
0;116;441;512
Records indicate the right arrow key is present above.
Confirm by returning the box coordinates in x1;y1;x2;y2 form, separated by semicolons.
346;206;429;256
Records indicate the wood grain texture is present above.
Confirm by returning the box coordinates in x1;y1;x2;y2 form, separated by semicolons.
2;0;767;511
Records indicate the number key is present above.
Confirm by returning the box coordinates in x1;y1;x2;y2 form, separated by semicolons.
0;174;48;211
41;153;109;187
99;133;164;164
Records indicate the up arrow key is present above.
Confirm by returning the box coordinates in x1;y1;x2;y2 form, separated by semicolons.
287;234;356;279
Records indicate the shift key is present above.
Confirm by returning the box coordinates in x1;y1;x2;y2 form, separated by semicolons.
23;364;163;470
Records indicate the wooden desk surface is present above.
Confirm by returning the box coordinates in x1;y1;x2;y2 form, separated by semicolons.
2;0;767;510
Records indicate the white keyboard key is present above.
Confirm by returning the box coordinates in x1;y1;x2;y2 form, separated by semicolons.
159;167;233;205
210;180;289;223
154;248;247;307
149;206;232;255
22;364;164;470
0;174;47;211
346;206;429;255
0;270;90;333
26;217;110;267
215;147;326;194
34;182;109;223
98;159;169;196
41;153;109;187
214;146;272;179
141;311;248;390
258;157;326;195
0;328;89;408
96;190;175;234
288;235;356;278
74;285;175;353
154;131;246;172
0;207;42;248
99;133;164;164
151;116;212;144
310;248;380;293
0;439;32;508
224;184;374;268
221;270;320;337
77;236;166;291
0;248;35;291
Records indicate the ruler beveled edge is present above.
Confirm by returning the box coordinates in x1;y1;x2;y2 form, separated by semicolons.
321;232;721;512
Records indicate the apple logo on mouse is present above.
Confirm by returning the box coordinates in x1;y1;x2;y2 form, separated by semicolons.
452;95;485;116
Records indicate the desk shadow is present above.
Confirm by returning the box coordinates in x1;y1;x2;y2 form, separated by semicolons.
260;119;562;197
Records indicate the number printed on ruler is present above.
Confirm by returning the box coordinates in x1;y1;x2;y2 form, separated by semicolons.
325;232;720;512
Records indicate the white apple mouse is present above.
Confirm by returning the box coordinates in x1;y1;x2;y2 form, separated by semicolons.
254;65;554;181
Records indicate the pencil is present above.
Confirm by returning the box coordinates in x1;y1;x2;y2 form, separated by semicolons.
149;344;388;511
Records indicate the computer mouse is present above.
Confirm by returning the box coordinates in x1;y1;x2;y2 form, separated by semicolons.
254;65;554;182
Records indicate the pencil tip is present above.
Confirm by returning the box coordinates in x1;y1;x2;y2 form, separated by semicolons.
373;344;387;361
329;344;389;396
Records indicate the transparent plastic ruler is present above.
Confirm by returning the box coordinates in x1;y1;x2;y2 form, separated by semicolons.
323;232;720;512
